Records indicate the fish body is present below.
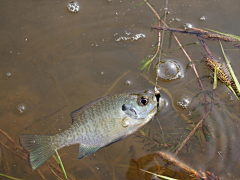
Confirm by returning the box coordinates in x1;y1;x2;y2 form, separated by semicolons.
19;90;165;171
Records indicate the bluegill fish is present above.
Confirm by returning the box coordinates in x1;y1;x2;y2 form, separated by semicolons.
19;90;165;171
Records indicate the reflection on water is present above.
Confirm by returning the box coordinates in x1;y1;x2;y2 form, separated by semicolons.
0;0;240;179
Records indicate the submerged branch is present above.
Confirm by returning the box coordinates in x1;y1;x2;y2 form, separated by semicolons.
174;110;211;156
152;26;240;42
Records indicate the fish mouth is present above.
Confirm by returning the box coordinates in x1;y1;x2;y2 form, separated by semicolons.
130;108;137;116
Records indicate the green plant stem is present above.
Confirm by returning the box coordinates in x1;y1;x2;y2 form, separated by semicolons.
140;169;178;180
220;41;240;100
0;173;23;180
55;150;68;180
213;65;217;89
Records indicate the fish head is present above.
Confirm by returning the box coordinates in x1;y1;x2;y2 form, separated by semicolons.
122;90;165;122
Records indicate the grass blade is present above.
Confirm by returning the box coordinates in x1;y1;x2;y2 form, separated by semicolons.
140;169;178;180
55;150;68;180
135;1;146;7
220;41;240;100
164;42;197;55
0;173;23;180
213;65;217;89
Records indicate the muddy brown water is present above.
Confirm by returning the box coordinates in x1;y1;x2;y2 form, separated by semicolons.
0;0;240;179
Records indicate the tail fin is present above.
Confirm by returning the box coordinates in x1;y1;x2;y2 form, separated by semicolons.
19;134;55;171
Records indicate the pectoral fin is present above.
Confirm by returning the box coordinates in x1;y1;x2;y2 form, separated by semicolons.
78;144;101;159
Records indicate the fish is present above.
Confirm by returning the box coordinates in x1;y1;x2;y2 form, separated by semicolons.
19;90;165;171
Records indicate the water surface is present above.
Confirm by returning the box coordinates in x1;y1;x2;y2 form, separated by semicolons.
0;0;239;179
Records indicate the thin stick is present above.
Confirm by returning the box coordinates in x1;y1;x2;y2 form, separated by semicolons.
144;0;160;20
157;152;200;178
36;169;46;180
197;36;214;58
174;110;211;156
0;141;26;161
151;26;206;35
152;26;240;42
0;129;17;147
144;0;207;109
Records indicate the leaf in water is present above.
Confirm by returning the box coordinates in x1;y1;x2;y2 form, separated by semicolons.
135;1;146;7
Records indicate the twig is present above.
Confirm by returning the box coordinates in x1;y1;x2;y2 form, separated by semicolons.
152;26;240;42
174;110;211;156
151;26;206;35
0;141;46;180
144;0;207;109
36;169;46;180
0;129;17;147
0;141;26;161
197;36;214;58
158;152;201;178
157;152;221;180
143;0;160;20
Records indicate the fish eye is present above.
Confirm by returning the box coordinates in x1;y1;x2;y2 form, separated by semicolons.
138;96;149;106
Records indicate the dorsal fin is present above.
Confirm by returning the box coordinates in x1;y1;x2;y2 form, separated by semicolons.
70;95;111;124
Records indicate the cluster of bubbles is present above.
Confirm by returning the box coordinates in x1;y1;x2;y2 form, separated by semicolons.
155;59;182;81
67;2;79;13
115;31;146;42
199;16;206;21
16;103;28;114
183;23;193;30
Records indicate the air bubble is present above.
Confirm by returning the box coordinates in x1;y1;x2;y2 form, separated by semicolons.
155;59;182;81
6;72;12;77
124;80;131;85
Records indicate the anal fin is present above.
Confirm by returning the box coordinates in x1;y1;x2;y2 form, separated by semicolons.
78;144;101;159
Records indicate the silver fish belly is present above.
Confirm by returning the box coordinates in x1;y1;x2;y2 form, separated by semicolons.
19;90;165;171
